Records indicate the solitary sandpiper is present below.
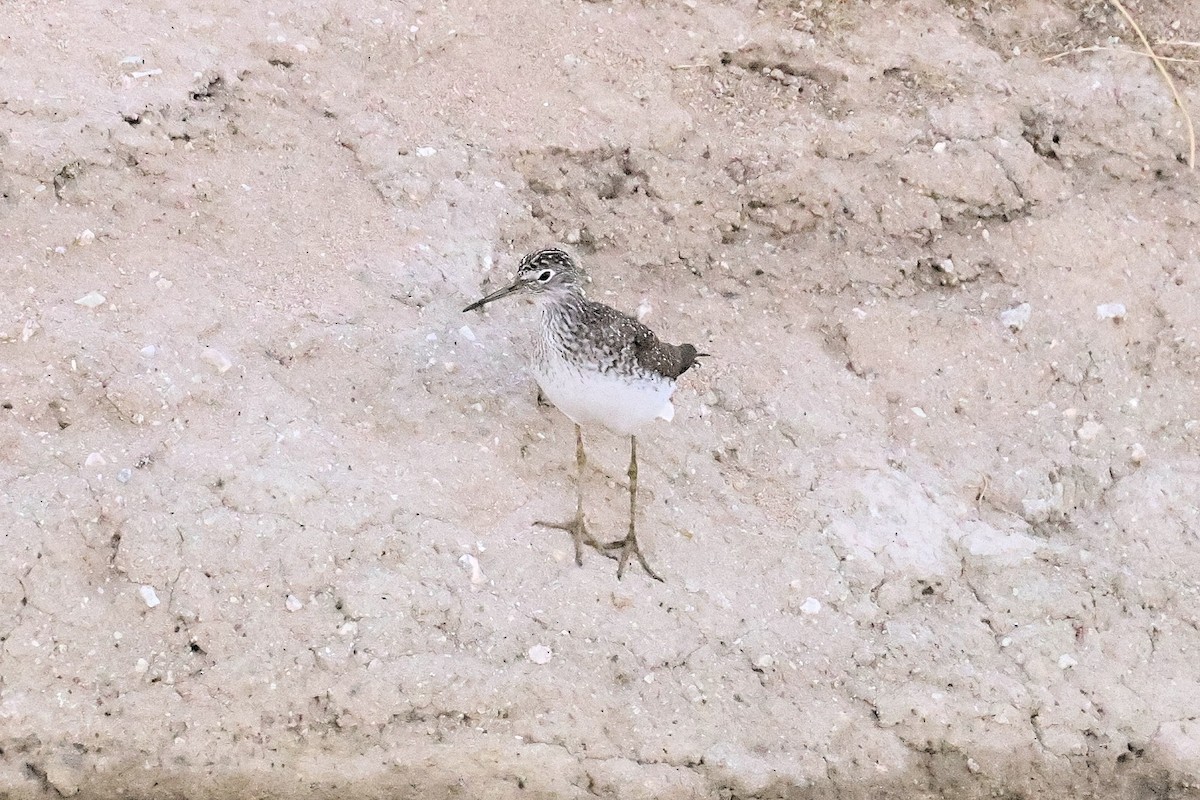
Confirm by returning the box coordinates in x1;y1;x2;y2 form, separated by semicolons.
464;248;703;580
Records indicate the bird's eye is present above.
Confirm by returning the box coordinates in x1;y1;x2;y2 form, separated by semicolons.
538;270;554;282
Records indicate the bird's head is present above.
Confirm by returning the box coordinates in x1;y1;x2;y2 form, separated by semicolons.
463;248;585;312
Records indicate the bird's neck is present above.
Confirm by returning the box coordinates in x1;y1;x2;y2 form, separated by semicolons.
538;289;586;345
539;287;586;317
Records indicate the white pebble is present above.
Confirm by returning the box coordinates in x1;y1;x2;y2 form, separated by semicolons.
76;229;96;245
636;300;653;322
85;452;106;467
528;645;553;665
1076;419;1104;442
416;146;437;157
140;344;157;357
458;324;477;342
911;406;927;419
1129;443;1147;465
1057;654;1077;669
754;654;774;669
138;585;161;608
458;553;486;585
338;621;358;637
285;594;303;612
800;597;822;615
1096;302;1126;321
75;291;107;308
933;141;948;153
1000;302;1031;331
117;468;133;483
200;347;233;373
134;657;149;673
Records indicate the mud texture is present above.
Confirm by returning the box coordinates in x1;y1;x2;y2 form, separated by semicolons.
1;0;1198;797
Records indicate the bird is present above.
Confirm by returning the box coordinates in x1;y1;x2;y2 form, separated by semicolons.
463;247;703;580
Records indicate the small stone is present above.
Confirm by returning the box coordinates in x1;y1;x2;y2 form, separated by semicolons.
85;452;106;467
285;594;303;612
117;468;133;483
1000;302;1031;332
75;291;107;308
1096;302;1126;321
753;654;774;669
140;344;157;357
75;229;96;245
911;406;927;419
1129;443;1147;465
458;553;486;585
610;592;634;610
200;347;233;373
138;585;160;608
43;761;82;797
134;657;149;673
966;757;981;774
416;146;437;157
21;319;39;342
1076;419;1103;442
528;645;553;665
800;597;822;615
933;141;948;153
458;325;477;342
1058;654;1078;669
338;621;358;637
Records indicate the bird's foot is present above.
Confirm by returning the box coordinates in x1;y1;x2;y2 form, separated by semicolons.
601;533;664;582
534;515;618;567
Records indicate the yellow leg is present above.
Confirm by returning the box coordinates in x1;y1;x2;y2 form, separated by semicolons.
535;425;612;566
606;436;663;582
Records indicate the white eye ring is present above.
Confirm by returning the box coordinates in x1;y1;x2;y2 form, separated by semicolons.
537;270;554;282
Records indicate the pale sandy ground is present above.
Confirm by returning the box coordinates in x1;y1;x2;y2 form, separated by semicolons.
2;0;1199;797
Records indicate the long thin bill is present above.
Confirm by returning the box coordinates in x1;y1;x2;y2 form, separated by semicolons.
463;281;521;312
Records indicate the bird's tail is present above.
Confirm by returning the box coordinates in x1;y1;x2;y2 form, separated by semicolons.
679;344;709;375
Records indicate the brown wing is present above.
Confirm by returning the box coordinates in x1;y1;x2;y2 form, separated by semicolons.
577;300;701;380
634;327;700;380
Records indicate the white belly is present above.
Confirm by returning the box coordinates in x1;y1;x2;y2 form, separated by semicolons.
532;359;676;436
